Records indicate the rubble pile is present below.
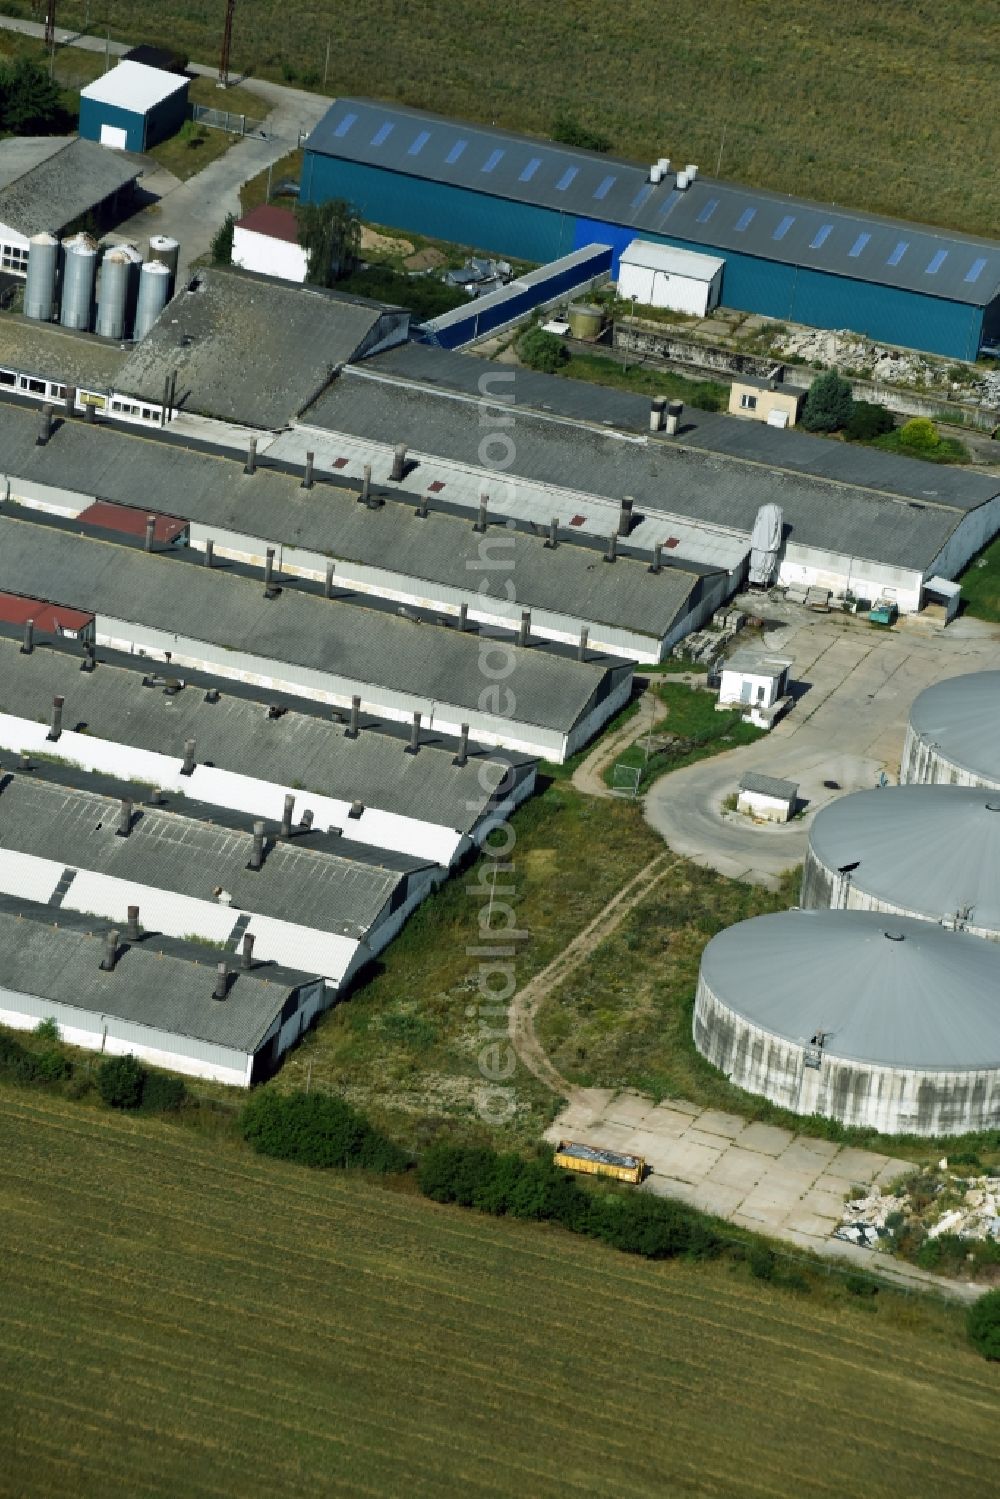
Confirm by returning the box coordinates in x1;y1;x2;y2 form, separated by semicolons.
672;608;748;666
774;326;1000;407
835;1185;908;1248
835;1169;1000;1253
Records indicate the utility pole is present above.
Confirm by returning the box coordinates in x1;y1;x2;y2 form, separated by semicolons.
44;1;57;51
219;0;236;88
323;37;331;90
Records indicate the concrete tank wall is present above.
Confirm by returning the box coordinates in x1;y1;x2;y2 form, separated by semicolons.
693;975;1000;1135
800;843;1000;942
900;720;1000;790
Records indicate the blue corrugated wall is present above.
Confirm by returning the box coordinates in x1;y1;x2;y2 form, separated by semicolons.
419;245;613;349
302;153;988;359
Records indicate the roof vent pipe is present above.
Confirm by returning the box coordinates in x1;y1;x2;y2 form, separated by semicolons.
346;695;360;739
349;799;364;819
577;626;589;662
299;809;314;832
455;723;469;768
417;492;430;519
650;542;663;575
20;619;33;656
117;798;133;837
665;400;683;436
658;156;670;175
408;711;421;755
244;437;257;476
618;496;634;537
518;610;531;647
390;443;407;482
360;463;371;507
650;396;666;432
84;401;95;425
81;642;95;673
37;403;52;446
101;929;119;972
126;905;141;943
686;163;698;180
263;548;278;598
474;494;488;534
604;532;618;564
204;538;214;568
324;560;335;598
649;164;662;184
181;738;195;776
546;517;558;549
457;603;467;632
248;820;266;870
213;962;229;1000
64;385;76;418
47;695;64;742
241;932;255;969
675;171;690;191
301;451;314;490
280;793;295;838
144;515;156;552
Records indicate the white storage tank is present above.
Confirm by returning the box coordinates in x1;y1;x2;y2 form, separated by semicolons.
694;908;1000;1135
902;671;1000;789
23;231;60;322
802;785;1000;942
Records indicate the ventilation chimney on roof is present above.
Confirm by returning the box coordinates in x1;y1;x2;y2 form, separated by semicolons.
324;560;335;598
455;723;469;768
116;798;133;837
349;799;363;819
665;400;683;436
518;610;531;647
299;809;314;833
249;820;266;871
213;962;229;1001
546;517;558;549
301;451;315;490
241;932;255;970
360;463;372;507
604;532;618;564
407;711;421;755
81;642;96;673
577;626;589;662
20;619;33;656
280;793;295;838
390;443;407;482
37;403;52;446
47;695;64;742
457;603;467;632
204;538;214;568
144;515;156;552
417;492;430;519
244;437;257;476
181;738;196;776
263;548;279;599
650;542;663;575
346;695;360;739
618;496;634;537
126;904;141;943
101;929;119;972
658;156;670;175
675;171;690;191
650;396;666;433
474;494;488;534
649;164;662;184
64;385;76;419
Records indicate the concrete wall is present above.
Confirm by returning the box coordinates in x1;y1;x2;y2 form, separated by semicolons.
900;722;1000;790
777;543;924;613
693;976;1000;1135
800;845;1000;942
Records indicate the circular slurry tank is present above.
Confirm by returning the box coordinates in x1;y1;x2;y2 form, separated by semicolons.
693;909;1000;1136
902;671;1000;789
801;785;1000;942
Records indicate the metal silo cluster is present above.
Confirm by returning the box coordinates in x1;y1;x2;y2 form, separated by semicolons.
23;231;179;341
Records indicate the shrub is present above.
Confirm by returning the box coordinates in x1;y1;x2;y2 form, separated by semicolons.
845;400;894;441
239;1090;409;1173
896;416;942;453
140;1072;188;1113
34;1047;71;1082
516;325;570;373
210;212;236;266
967;1289;1000;1360
35;1017;59;1042
748;1242;777;1281
801;370;854;432
96;1054;147;1110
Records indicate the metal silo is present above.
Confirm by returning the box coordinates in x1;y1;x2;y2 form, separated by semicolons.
134;259;172;339
95;248;131;339
23;231;60;321
59;232;98;330
148;234;179;290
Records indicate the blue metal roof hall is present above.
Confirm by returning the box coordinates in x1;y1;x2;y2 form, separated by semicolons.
302;98;1000;360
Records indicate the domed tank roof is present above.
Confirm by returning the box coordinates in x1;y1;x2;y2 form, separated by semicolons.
908;671;1000;781
807;785;1000;930
698;910;1000;1070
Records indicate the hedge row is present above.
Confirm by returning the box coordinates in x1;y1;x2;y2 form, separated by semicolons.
239;1090;410;1174
418;1144;722;1262
0;1032;71;1084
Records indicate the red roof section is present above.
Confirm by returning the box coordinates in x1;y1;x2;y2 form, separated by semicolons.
234;203;300;245
0;592;93;638
77;501;187;545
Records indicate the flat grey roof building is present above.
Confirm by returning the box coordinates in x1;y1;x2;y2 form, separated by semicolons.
0;136;140;238
115;267;409;427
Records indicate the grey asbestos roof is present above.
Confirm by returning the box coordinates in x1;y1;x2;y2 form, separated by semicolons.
739;772;797;800
0;516;625;735
114;268;401;428
0;898;306;1052
306;99;1000;308
0;137;141;237
0;313;130;388
305;365;978;571
699;909;1000;1070
0;136;70;193
0;402;705;638
806;786;1000;930
0;637;525;835
908;671;1000;782
0;774;411;940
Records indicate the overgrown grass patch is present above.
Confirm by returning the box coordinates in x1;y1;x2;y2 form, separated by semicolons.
959;535;1000;622
559;351;728;410
604;681;764;793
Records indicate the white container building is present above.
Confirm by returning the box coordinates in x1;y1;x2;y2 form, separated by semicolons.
616;239;724;316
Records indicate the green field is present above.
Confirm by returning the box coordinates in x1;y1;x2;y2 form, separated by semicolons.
2;1085;998;1499
12;1;1000;238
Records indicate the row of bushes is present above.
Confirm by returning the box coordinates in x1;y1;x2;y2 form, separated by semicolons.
0;1031;71;1085
0;1025;186;1114
239;1090;410;1173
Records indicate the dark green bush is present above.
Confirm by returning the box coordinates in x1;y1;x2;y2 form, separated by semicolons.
139;1072;188;1113
801;370;854;432
33;1048;71;1083
748;1242;777;1281
239;1090;409;1173
96;1054;147;1110
845;400;894;441
967;1288;1000;1360
516;325;570;373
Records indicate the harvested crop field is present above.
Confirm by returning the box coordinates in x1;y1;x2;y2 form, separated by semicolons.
1;1087;999;1497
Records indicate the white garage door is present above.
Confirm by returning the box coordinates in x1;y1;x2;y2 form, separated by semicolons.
100;124;128;150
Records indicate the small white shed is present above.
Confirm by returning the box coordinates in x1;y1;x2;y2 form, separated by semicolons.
736;771;799;823
717;651;792;729
617;239;724;316
232;204;308;283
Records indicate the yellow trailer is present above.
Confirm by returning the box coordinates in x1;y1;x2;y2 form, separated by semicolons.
553;1140;645;1185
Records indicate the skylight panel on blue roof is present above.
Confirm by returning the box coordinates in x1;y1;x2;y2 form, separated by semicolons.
810;224;833;249
594;174;617;201
926;249;948;275
887;240;908;266
696;198;719;224
734;207;756;231
407;130;431;157
848;232;871;258
371;122;393;147
773;215;795;241
965;257;988;284
482;149;504;174
333;112;357;139
555;167;578;191
630;183;654;210
445;140;467;165
519;157;542;183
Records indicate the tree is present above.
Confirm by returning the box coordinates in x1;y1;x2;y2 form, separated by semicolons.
96;1054;146;1110
516;324;569;373
801;370;854;432
0;57;63;136
210;212;235;266
967;1289;1000;1360
295;198;361;288
844;399;894;442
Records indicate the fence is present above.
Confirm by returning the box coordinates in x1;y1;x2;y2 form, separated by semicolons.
192;103;266;137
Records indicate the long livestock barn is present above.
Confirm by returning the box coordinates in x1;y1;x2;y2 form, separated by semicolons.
0;513;631;761
301;98;1000;358
0;631;535;867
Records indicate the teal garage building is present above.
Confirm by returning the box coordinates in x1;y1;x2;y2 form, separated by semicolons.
301;98;1000;360
79;61;189;154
